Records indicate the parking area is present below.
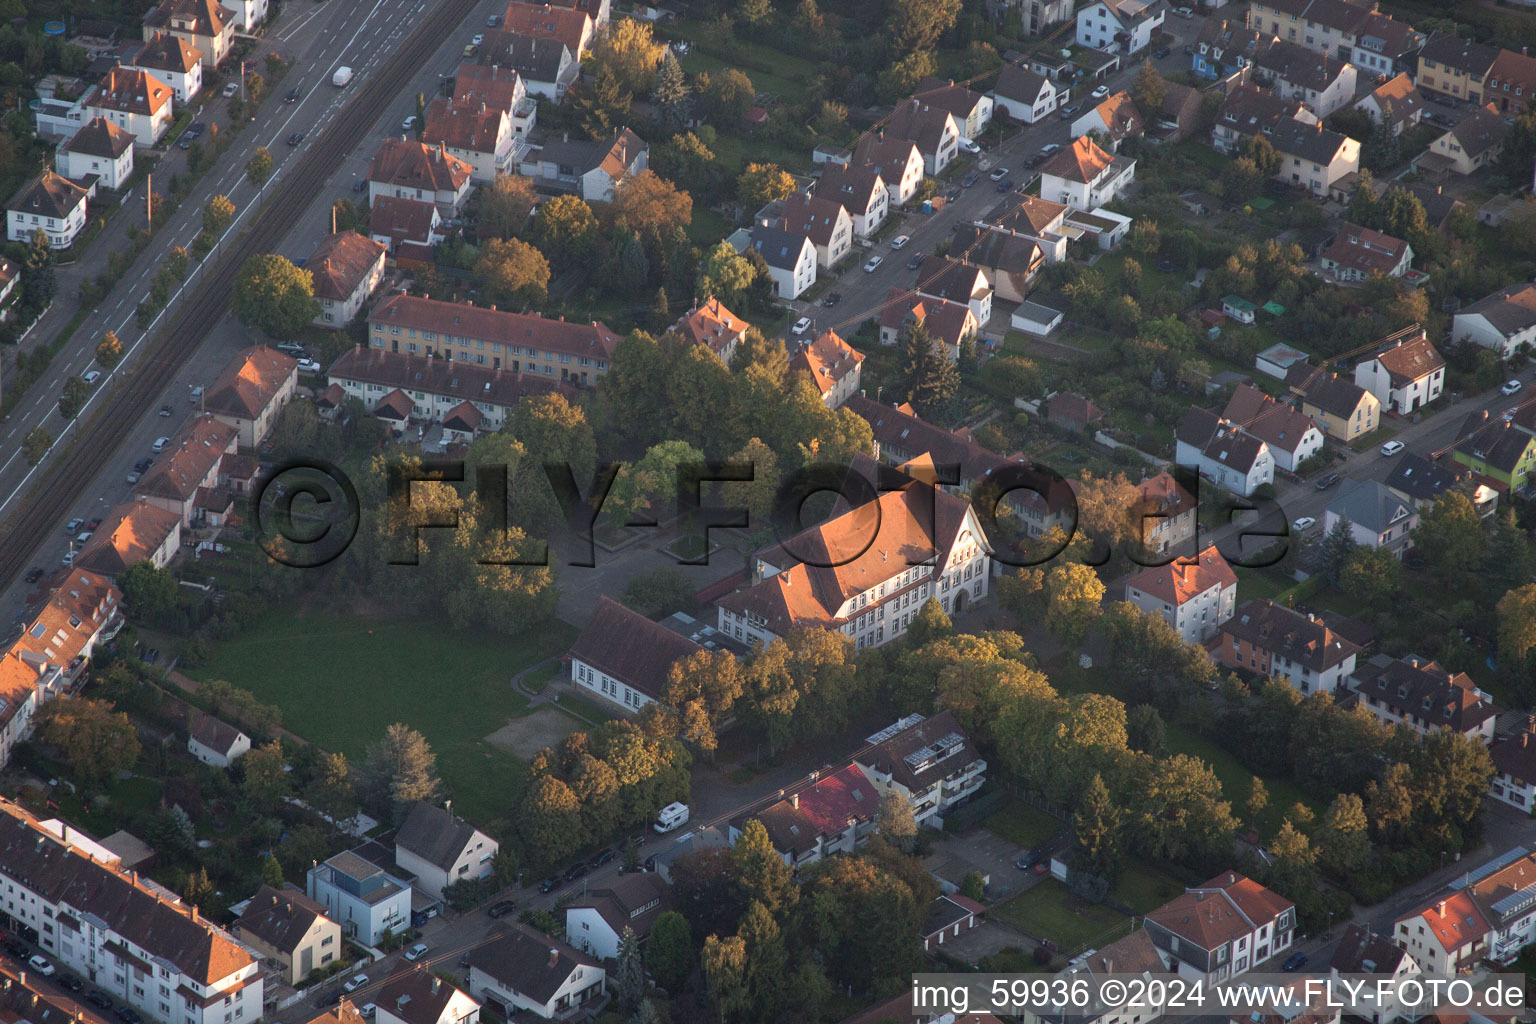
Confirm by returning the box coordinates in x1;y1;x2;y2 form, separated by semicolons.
926;829;1046;903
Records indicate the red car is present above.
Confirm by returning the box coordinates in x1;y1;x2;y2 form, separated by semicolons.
86;518;102;531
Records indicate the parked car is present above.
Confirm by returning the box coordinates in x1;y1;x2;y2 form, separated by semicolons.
1015;848;1046;870
64;517;84;533
285;87;301;103
1058;104;1077;120
343;975;369;994
1173;5;1194;17
178;135;192;150
821;292;841;308
83;370;101;385
538;877;560;893
276;341;305;354
86;518;101;531
891;234;910;249
961;171;979;188
863;255;883;273
353;178;369;193
958;137;981;154
564;861;590;882
298;358;322;373
401;115;416;131
1091;85;1110;99
472;33;485;45
906;252;925;270
1282;952;1308;972
287;131;305;146
1379;440;1406;456
61;551;75;567
1153;45;1171;58
589;847;617;869
222;81;239;97
86;994;113;1012
791;316;812;335
3;940;27;958
158;404;172;416
152;436;170;452
995;179;1014;192
24;568;42;583
1040;143;1061;157
28;956;55;977
134;457;154;473
1503;379;1524;396
188;122;204;137
60;977;83;992
115;1009;142;1024
358;1005;377;1020
403;943;429;963
462;43;477;57
1292;517;1316;533
487;899;517;918
989;166;1009;181
1313;473;1342;490
487;13;500;25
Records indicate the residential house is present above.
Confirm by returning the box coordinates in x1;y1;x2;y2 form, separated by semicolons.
1321;223;1412;281
1348;654;1498;742
1219;599;1362;694
915;77;995;139
422;99;518;183
885;99;961;175
1123;545;1239;644
949;224;1043;303
233;885;342;984
203;345;298;448
1328;924;1421;1024
922;894;986;952
991;64;1060;124
471;33;578;99
1324;478;1418;556
1137;471;1198;555
1191;18;1275;80
127;33;202;103
1351;11;1424;78
7;172;88;248
1353;329;1445;414
855;711;986;830
1418;104;1509;177
1416;33;1499;105
730;764;880;868
1286;365;1380;442
1385;454;1498;518
1076;0;1165;54
83;66;174;148
565;873;673;960
186;711;250;767
500;2;594;56
369;139;473;215
74;500;182;578
369;196;444;252
1175;408;1275;496
1221;382;1325;473
1038;136;1135;210
1148;81;1207;144
451;64;537;137
0;654;60;769
225;0;267;31
1395;847;1536;969
1453;282;1536;358
367;293;621;385
567;596;704;714
916;255;992;326
1211;84;1316;153
0;949;118;1024
816;163;888;237
1070;91;1143;149
1019;0;1076;35
778;192;853;269
522;127;646;202
1243;0;1372;59
1487;48;1536;114
989;193;1075;262
1451;411;1536;491
0;801;263;1024
1490;719;1536;812
328;347;577;432
1048;392;1107;434
1268;118;1360;198
307;232;387;328
1253;39;1358;118
374;969;479;1024
0;256;16;310
746;224;816;300
135;414;239;527
1143;872;1296;980
671;297;748;365
517;0;610;27
877;288;979;359
1353;72;1423;136
57;118;134;192
1405;182;1466;231
466;925;604;1020
142;0;234;68
1039;929;1171;1024
307;849;412;945
714;478;991;649
851;134;925;207
847;396;1073;538
790;329;865;408
1257;342;1312;379
394;804;497;904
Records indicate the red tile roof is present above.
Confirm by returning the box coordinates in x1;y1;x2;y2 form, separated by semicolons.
789;330;864;398
423;98;508;153
566;596;702;701
499;2;593;54
1124;545;1236;607
671;297;748;358
89;66;172;117
204;346;297;421
1040;136;1114;184
74;501;180;577
369;293;621;362
367;139;471;194
369;196;439;249
306;232;385;303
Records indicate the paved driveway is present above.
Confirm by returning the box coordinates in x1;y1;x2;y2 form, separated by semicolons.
929;829;1045;903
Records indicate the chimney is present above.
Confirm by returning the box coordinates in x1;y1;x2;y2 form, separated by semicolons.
445;799;453;818
548;949;559;968
430;977;441;995
563;131;569;143
1437;900;1447;915
790;791;799;808
1228;873;1235;884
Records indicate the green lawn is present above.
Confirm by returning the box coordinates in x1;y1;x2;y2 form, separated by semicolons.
1349;424;1399;452
1233;566;1295;605
1164;721;1320;841
984;799;1065;849
1112;863;1188;914
190;608;574;822
663;25;817;107
990;880;1133;953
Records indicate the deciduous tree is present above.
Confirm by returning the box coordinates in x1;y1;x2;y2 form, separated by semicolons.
95;330;123;369
737;162;795;207
592;19;666;94
361;723;442;817
476;237;550;308
246;146;273;185
37;699;141;785
477;174;537;240
530;194;600;272
232;253;321;336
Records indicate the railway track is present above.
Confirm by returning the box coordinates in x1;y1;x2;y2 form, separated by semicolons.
0;0;478;588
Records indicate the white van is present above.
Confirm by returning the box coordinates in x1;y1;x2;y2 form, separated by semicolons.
654;802;689;833
333;66;353;86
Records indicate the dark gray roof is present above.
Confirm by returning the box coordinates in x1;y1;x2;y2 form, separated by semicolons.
1257;39;1352;92
1176;407;1268;472
1447;104;1510;159
1460;283;1536;335
1285;364;1372;419
473;31;570;82
993;63;1051;104
189;711;245;755
1222;599;1361;673
915;255;987;305
395;803;482;872
1267;118;1353;164
1330;924;1413;974
62;117;133;160
1419;32;1500;76
1326;478;1415;533
749;223;811;271
853;710;982;794
236;884;331;953
1217;85;1309;139
7;172;88;220
468;924;599;1003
